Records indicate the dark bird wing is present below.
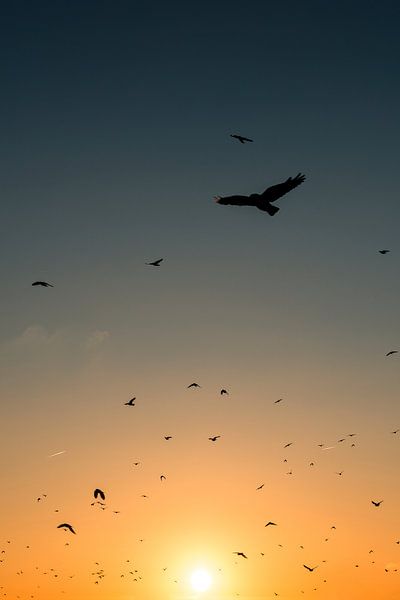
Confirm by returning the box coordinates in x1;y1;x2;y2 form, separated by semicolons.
94;489;105;501
261;173;306;204
386;351;398;356
57;523;76;534
214;194;256;207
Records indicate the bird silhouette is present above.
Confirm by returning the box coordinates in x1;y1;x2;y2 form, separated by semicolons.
160;475;166;482
214;173;305;216
386;350;398;356
164;436;172;440
256;484;264;491
274;398;283;404
32;281;53;287
371;500;383;507
94;489;105;501
303;564;318;572
57;523;76;535
187;383;201;388
125;398;136;406
265;522;277;527
230;134;253;144
220;389;229;395
146;259;163;266
284;442;293;448
233;552;247;559
209;435;221;442
378;250;390;254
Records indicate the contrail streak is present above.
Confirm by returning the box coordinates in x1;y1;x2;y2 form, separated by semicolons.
48;450;66;457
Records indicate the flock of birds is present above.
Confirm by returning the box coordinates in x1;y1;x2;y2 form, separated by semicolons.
2;132;399;599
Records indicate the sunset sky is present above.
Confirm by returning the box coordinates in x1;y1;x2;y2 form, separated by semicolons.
1;1;400;599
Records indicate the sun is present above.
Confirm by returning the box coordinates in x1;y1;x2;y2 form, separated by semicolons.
190;568;212;592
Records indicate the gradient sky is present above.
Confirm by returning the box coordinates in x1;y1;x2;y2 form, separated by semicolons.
1;1;400;599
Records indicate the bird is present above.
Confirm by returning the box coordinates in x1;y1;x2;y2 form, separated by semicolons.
256;484;264;491
32;281;53;287
57;523;76;535
378;250;390;254
386;350;398;356
214;173;306;216
124;398;136;406
233;552;247;559
220;389;229;395
303;564;318;572
164;436;172;440
146;259;163;266
265;522;277;527
94;489;105;501
284;442;293;448
371;500;383;507
160;475;166;482
209;435;221;442
187;382;201;388
391;429;399;434
132;462;140;466
230;134;253;144
274;398;283;404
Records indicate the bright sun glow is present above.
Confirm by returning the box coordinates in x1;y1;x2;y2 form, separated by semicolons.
190;569;212;592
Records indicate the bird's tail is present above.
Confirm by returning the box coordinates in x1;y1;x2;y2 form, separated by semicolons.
259;203;280;216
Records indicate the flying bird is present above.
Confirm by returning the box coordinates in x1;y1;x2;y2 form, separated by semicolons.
230;134;253;144
187;383;201;388
160;475;166;482
214;173;306;216
274;398;283;404
265;522;277;527
57;523;76;535
94;489;105;501
32;281;53;287
233;552;248;559
303;564;318;572
164;436;172;440
146;259;163;266
125;398;136;406
284;442;293;448
220;389;229;395
378;250;390;254
256;484;264;491
386;351;398;356
209;435;221;442
371;500;383;507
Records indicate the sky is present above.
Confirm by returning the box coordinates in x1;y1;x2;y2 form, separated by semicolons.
1;1;400;598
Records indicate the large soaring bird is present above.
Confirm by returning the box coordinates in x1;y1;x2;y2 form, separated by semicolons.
214;173;306;216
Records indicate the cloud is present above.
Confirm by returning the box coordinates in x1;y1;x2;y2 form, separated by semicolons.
85;330;110;350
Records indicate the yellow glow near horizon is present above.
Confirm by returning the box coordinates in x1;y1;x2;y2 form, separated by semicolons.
190;569;212;592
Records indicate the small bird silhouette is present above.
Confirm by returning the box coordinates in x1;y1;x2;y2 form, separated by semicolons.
284;442;293;448
160;475;166;482
274;398;283;404
230;134;253;144
187;383;201;388
378;250;390;254
303;564;318;572
146;259;163;266
371;500;383;507
125;398;136;406
209;435;221;442
164;436;172;440
214;173;306;216
57;523;76;535
94;489;105;501
386;350;398;356
32;281;53;287
220;389;229;395
256;484;264;491
265;522;277;527
233;552;247;559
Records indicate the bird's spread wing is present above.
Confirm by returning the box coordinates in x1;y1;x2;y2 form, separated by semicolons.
215;194;254;206
261;173;305;203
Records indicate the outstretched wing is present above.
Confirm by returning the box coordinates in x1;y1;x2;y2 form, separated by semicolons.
261;173;306;203
214;194;255;206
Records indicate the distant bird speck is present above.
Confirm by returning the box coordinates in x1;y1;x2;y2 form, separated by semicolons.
230;134;253;144
57;523;76;535
32;281;53;287
378;250;390;254
386;351;398;356
146;259;163;266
